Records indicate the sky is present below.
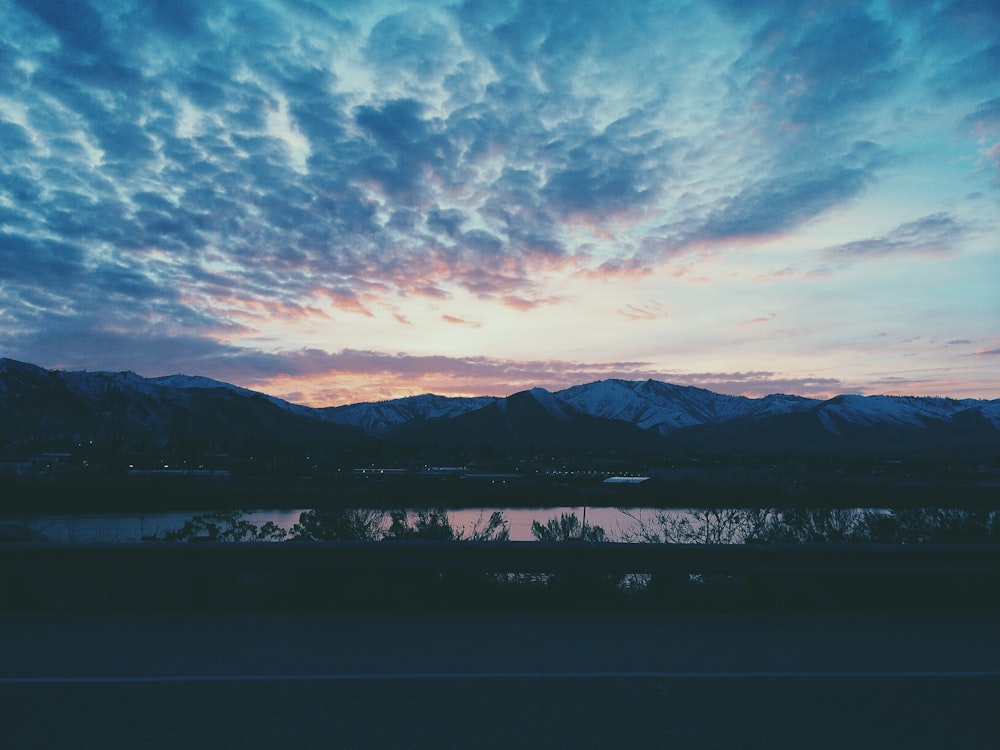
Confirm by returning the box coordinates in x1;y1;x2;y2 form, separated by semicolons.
1;0;998;406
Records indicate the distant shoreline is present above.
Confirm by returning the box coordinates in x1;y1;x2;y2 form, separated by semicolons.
2;472;996;515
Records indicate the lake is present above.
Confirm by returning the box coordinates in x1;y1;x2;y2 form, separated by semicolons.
3;507;669;543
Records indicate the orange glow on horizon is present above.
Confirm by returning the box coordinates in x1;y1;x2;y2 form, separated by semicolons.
251;372;520;408
237;367;1000;409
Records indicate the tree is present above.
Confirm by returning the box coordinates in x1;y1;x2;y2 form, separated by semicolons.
627;508;772;544
762;508;868;543
144;510;287;542
529;512;622;602
459;510;510;542
863;508;999;543
289;508;385;541
383;508;456;540
530;512;607;542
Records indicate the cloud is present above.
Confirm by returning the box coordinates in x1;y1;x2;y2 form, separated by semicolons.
913;0;1000;98
719;2;903;125
2;326;244;378
365;11;454;81
540;125;672;220
741;313;776;326
821;213;968;264
753;267;798;283
618;301;669;321
16;0;112;56
441;314;481;328
256;354;851;404
0;0;910;332
965;97;1000;183
708;167;867;239
501;295;559;311
664;371;844;399
0;0;996;400
966;98;1000;135
13;316;994;403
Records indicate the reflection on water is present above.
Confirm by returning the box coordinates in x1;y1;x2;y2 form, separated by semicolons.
6;507;992;545
5;507;658;543
2;510;304;543
448;507;657;542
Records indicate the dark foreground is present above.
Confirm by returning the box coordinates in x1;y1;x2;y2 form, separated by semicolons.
2;611;997;749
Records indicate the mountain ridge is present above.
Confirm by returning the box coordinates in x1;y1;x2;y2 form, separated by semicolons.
2;357;998;456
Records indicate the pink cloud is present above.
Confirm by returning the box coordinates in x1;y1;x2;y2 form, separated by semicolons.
316;288;375;317
741;313;776;326
580;257;654;279
618;301;669;320
227;348;859;406
500;295;562;311
441;314;481;328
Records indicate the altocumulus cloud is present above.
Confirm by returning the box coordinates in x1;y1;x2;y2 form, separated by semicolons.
0;0;997;398
821;213;971;264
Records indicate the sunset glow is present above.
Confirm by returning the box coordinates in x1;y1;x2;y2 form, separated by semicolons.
1;0;997;404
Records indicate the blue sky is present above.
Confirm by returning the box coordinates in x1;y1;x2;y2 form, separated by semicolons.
1;0;997;404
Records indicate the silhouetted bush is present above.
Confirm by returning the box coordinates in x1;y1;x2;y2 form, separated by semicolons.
142;510;286;542
289;508;385;541
530;512;607;542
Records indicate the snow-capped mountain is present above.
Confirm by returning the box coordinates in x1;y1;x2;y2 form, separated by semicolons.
812;394;988;435
526;387;574;421
2;358;998;456
386;388;653;450
0;358;363;447
320;393;497;434
981;401;1000;430
52;366;320;423
555;379;818;434
149;373;318;420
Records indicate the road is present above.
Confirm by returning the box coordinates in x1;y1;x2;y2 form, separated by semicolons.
2;611;998;748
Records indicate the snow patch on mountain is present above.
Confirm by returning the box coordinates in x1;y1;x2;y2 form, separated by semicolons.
151;374;237;391
556;379;819;434
4;359;998;447
747;393;818;418
528;388;573;421
322;394;497;433
59;370;165;400
815;394;986;433
150;374;316;418
980;400;1000;429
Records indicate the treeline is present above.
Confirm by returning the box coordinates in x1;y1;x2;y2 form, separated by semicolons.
9;507;998;614
144;506;1000;545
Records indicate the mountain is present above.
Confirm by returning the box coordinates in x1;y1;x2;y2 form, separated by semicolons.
654;393;1000;458
2;358;998;457
385;388;655;451
319;393;497;434
553;380;1000;455
0;358;364;448
556;379;818;435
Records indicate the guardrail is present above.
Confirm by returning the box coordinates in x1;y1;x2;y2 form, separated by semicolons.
3;542;999;612
3;540;1000;573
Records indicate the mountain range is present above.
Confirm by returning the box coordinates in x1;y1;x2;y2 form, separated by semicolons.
2;357;999;458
